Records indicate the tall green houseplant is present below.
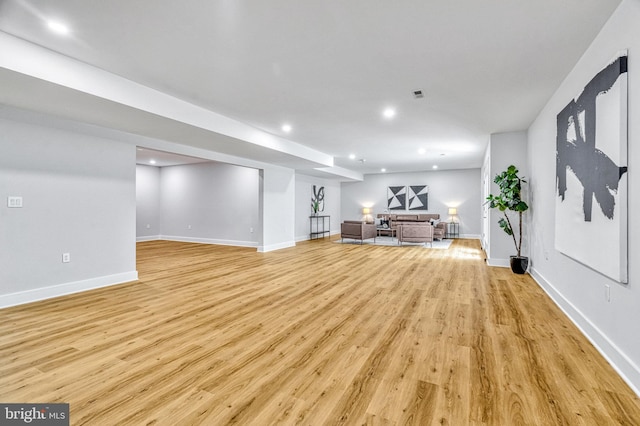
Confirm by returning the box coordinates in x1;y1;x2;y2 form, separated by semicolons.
486;165;529;266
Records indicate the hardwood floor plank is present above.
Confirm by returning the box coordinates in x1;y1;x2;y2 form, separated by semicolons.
1;238;639;425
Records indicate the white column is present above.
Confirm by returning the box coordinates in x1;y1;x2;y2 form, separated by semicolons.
258;167;296;252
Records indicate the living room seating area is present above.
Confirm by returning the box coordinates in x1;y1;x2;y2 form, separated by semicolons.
340;213;446;247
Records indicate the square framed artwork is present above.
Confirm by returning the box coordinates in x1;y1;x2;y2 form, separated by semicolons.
387;186;406;210
408;185;428;210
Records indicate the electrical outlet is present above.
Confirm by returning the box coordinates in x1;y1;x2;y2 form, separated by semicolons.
188;225;192;230
7;196;23;208
250;227;254;233
146;224;151;229
62;253;71;263
605;285;611;302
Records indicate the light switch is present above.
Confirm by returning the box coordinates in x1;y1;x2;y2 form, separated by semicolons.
8;196;23;208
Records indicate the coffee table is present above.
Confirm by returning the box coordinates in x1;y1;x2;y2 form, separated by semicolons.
377;226;396;239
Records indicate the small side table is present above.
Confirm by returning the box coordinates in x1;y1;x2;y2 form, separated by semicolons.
310;215;330;239
446;222;459;238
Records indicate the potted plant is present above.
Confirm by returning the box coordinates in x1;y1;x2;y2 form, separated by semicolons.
311;199;321;215
486;165;529;274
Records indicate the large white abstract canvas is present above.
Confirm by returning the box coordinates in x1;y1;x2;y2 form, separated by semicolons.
555;52;628;283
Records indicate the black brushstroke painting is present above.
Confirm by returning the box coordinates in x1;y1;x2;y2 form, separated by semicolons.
556;55;627;222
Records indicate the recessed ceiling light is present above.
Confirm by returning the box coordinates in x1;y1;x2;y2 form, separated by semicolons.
149;159;156;165
418;148;426;155
432;165;438;169
349;154;356;160
381;168;386;172
281;124;292;133
47;20;70;35
382;108;396;119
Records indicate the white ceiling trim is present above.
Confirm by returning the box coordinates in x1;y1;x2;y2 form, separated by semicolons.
0;32;341;172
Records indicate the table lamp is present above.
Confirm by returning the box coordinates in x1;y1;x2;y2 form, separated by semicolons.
448;207;458;223
362;207;373;223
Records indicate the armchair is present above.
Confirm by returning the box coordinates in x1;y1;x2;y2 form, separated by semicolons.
341;221;377;244
397;223;433;246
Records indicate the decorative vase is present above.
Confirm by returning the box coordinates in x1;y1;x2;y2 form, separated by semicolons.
510;256;529;274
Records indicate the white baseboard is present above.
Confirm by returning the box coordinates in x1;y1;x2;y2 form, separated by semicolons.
0;271;139;309
296;229;340;242
486;258;510;268
143;235;295;252
136;235;161;242
258;240;296;252
459;233;481;239
159;235;258;248
530;267;640;397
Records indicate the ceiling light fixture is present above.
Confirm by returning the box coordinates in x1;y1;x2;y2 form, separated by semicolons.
418;148;426;155
47;20;70;35
432;165;438;169
382;108;396;119
349;154;356;160
381;168;386;172
281;124;292;133
149;159;156;165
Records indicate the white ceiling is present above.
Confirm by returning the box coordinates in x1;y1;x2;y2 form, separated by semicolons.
0;0;622;176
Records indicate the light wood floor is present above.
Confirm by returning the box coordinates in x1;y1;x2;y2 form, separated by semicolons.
1;239;639;425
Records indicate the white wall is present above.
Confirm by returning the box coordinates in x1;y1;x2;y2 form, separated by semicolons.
295;174;341;241
0;112;137;308
259;167;296;252
136;165;161;240
340;169;481;238
159;162;259;246
480;145;491;250
484;131;528;266
527;0;640;394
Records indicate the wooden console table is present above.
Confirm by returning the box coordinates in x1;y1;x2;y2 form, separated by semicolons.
310;215;330;239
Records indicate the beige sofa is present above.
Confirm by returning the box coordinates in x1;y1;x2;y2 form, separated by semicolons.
341;221;377;244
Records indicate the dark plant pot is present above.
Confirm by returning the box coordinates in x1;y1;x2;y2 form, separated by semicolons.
510;256;529;274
